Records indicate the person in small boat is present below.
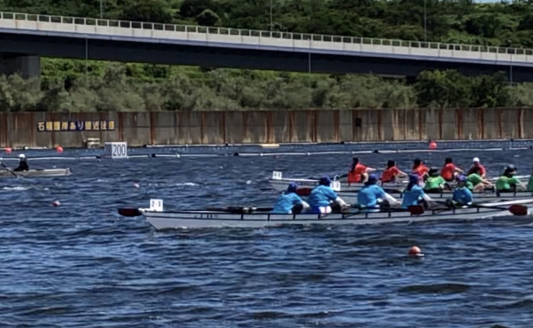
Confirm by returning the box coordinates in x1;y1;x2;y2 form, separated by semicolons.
381;160;407;184
423;167;446;193
496;165;525;192
467;157;486;178
412;158;429;181
347;157;376;184
357;174;400;210
401;174;434;209
441;157;464;183
271;182;310;214
308;177;348;214
451;175;473;206
13;154;29;172
466;167;493;192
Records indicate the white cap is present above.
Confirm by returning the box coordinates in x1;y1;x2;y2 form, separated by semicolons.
18;154;25;159
473;157;480;163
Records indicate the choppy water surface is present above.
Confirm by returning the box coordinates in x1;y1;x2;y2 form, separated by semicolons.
1;149;533;327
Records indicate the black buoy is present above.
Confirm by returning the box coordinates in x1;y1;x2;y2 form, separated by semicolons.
233;152;239;156
150;153;157;158
373;149;379;153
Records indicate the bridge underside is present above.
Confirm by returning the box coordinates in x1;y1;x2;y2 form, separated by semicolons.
0;32;530;81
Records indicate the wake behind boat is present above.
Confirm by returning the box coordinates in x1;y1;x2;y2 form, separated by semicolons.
118;199;533;230
0;168;72;178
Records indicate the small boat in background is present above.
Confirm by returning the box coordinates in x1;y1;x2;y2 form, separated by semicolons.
0;168;72;178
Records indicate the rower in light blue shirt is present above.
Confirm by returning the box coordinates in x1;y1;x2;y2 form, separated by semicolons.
401;174;434;209
452;175;473;206
308;177;347;214
271;182;309;214
358;174;400;209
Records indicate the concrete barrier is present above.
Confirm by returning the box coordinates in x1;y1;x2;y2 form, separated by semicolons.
1;108;532;148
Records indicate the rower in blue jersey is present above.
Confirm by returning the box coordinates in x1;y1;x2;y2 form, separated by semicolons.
308;177;348;214
357;174;400;210
401;174;434;209
271;182;309;214
452;175;473;206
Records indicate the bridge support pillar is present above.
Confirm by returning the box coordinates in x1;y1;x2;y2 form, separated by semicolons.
0;53;40;79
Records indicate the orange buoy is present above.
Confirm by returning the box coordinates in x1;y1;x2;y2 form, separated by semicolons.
429;141;437;149
52;201;61;207
4;147;11;153
56;146;64;153
408;246;423;257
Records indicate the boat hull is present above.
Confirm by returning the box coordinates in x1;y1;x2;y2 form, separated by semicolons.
0;168;71;178
138;199;533;230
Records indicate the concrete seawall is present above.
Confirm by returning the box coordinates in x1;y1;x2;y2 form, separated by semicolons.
0;108;528;148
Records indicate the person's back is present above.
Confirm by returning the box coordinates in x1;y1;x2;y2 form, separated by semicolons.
272;183;308;214
424;176;445;191
453;186;473;205
271;192;303;214
357;184;385;207
309;184;337;212
402;185;427;209
13;154;29;172
496;166;521;191
466;173;483;190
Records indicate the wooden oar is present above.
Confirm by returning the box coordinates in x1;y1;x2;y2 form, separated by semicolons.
205;206;273;214
0;163;18;178
408;202;528;216
118;207;143;217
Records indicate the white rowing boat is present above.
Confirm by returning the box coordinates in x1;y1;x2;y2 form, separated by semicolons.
118;199;533;230
269;171;531;193
0;168;72;178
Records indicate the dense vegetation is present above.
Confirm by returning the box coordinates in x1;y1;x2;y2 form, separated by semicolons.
2;0;533;111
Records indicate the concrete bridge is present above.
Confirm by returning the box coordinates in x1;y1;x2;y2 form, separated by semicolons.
0;12;532;81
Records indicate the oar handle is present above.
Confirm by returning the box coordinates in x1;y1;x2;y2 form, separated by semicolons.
0;162;18;178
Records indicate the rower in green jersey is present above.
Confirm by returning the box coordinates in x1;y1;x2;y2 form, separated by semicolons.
466;167;493;192
496;165;526;192
423;167;446;193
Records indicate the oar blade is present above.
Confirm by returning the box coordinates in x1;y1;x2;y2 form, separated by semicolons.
408;205;425;215
118;207;142;217
508;204;529;216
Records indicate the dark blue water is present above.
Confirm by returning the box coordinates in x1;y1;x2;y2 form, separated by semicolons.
1;149;533;327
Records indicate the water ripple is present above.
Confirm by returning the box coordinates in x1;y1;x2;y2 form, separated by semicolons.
1;150;533;327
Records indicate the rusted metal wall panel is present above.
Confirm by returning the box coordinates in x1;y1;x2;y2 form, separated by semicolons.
316;110;336;143
499;108;521;139
458;108;478;140
201;112;225;144
271;111;290;143
121;112;151;146
425;108;440;140
338;110;352;142
4;108;533;148
482;108;500;139
292;111;313;142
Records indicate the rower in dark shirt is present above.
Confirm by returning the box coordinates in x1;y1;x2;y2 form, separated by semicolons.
13;154;29;172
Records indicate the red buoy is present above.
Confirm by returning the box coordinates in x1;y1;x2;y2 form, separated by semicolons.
429;141;437;149
4;147;11;153
408;246;423;257
56;146;64;153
